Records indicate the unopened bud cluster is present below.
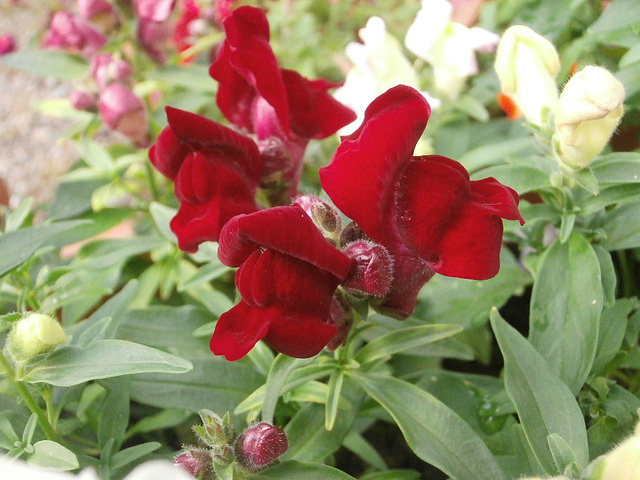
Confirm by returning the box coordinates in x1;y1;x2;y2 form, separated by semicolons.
495;25;625;170
174;411;288;479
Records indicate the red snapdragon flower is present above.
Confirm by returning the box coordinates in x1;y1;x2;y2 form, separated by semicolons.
149;107;261;252
173;0;201;56
210;205;353;360
209;6;355;195
320;85;524;318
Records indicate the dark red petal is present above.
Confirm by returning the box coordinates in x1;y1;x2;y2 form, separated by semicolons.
264;309;337;358
470;177;524;225
374;255;435;319
210;302;272;361
171;152;258;251
281;69;356;139
217;205;352;280
396;155;472;265
210;6;289;133
165;106;261;180
319;85;431;252
398;156;519;280
149;126;189;180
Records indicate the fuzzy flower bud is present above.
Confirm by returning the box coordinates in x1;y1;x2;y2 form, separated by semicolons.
236;423;288;472
293;194;342;239
70;89;98;112
598;425;640;480
341;240;394;298
7;313;66;362
99;84;148;145
77;0;119;32
494;25;560;126
0;35;17;55
174;449;215;480
553;65;624;169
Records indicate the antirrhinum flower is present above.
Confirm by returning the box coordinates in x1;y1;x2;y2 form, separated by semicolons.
77;0;119;32
42;11;107;57
405;0;499;100
553;65;625;169
494;25;560;126
211;205;352;360
0;34;17;55
334;15;438;134
320;85;524;318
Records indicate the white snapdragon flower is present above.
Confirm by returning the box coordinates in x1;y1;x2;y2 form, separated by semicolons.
405;0;499;100
0;458;194;480
334;16;440;135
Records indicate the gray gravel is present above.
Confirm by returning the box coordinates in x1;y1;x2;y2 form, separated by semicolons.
0;1;77;207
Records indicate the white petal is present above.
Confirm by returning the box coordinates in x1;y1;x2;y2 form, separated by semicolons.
124;460;194;480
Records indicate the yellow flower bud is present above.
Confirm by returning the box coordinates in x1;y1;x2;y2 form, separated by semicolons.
7;313;66;362
494;25;560;126
600;434;640;480
553;66;625;169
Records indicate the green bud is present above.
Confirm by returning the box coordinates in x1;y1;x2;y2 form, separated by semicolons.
7;313;66;362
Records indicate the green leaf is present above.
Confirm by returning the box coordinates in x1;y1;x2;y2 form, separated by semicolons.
248;460;357;480
353;372;505;480
455;94;489;122
601;198;640;250
27;440;79;471
458;137;534;174
111;442;161;470
490;309;589;473
360;470;420;480
130;357;263;413
580;184;640;215
23;340;192;386
178;262;230;292
589;0;640;34
593;245;617;308
528;234;603;393
0;413;20;450
147;65;217;93
0;50;88;79
325;370;344;430
471;164;551;194
79;138;114;173
343;431;387;471
356;324;463;364
98;377;131;451
262;355;314;423
0;221;90;277
592;299;636;374
149;202;178;242
4;197;34;232
591;153;640;183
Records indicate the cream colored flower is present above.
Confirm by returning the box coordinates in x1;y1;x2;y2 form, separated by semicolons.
494;25;560;126
553;66;624;168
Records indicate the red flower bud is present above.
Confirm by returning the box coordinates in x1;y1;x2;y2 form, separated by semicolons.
0;35;17;55
91;53;132;89
342;240;394;298
70;89;98;112
42;11;106;57
236;423;288;472
294;194;341;238
98;84;148;145
77;0;119;32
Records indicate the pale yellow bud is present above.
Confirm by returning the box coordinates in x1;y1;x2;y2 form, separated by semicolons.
554;66;625;169
494;25;560;126
600;435;640;480
7;313;66;362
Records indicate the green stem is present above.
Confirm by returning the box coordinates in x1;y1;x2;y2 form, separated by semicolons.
145;161;160;202
0;350;61;443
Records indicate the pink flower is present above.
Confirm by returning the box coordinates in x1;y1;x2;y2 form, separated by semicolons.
173;0;201;55
0;35;17;55
134;0;177;63
99;84;148;145
77;0;119;32
42;11;107;57
210;205;353;360
320;85;524;317
70;89;97;112
149;107;261;252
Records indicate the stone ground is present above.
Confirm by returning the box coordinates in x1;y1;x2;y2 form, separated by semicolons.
0;1;77;207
